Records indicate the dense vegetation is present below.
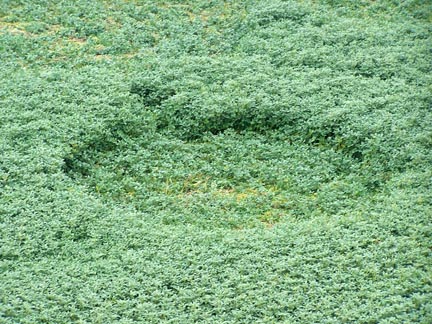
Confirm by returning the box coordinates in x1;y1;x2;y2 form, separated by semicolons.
1;0;431;322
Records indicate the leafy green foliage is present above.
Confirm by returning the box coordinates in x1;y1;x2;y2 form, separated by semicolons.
1;0;431;323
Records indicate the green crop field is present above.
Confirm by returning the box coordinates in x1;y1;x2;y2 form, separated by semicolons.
1;0;431;322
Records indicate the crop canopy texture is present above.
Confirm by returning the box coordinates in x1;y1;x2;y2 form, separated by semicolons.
1;0;431;323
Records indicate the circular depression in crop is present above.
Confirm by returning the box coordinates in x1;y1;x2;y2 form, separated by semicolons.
62;2;430;229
